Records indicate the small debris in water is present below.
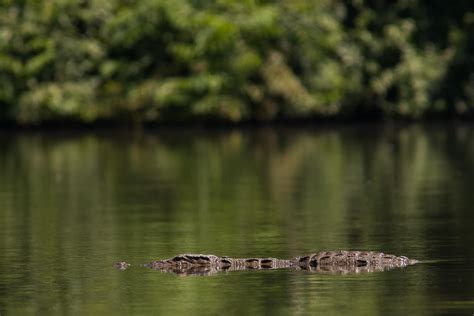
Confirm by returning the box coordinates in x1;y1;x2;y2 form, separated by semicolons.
114;261;130;270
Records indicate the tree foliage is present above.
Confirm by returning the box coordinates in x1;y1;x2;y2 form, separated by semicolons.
0;0;473;124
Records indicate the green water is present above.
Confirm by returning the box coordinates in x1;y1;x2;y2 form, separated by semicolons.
1;124;473;315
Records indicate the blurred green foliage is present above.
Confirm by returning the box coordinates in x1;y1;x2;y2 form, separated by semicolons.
0;0;473;124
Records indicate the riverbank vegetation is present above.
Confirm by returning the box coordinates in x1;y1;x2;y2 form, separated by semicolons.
1;0;473;124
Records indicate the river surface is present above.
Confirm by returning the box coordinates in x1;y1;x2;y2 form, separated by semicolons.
0;124;473;315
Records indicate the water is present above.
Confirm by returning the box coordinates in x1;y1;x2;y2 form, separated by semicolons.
0;124;473;315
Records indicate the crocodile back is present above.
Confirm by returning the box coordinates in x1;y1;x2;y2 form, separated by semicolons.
291;250;418;270
139;251;418;275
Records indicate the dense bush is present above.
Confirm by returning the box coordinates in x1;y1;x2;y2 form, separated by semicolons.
0;0;473;124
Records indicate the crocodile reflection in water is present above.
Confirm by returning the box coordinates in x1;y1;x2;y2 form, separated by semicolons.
115;250;419;276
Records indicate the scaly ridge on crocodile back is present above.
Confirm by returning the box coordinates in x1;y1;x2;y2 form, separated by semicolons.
117;250;418;276
291;250;418;274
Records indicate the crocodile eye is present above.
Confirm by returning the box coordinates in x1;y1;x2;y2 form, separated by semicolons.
309;258;318;267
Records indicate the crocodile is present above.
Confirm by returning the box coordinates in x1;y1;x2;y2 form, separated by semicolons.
115;250;418;276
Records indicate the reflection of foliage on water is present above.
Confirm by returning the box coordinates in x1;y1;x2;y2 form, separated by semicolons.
0;1;473;124
0;126;473;313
